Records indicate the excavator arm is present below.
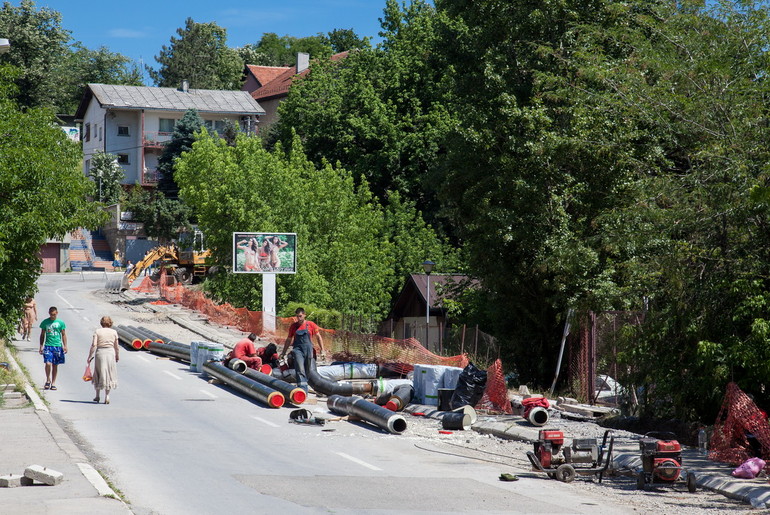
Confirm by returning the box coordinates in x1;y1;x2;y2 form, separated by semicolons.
120;245;178;290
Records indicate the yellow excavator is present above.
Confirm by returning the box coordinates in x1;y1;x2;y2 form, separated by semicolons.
120;235;211;290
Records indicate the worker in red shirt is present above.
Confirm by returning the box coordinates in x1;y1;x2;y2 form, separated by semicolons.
230;333;262;370
256;343;280;369
281;308;326;393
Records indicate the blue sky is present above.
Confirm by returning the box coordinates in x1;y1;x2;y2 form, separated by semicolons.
38;0;391;82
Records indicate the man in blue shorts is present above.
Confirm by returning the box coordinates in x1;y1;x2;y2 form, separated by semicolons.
39;306;67;390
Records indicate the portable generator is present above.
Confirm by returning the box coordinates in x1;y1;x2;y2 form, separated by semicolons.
526;429;614;483
637;431;696;492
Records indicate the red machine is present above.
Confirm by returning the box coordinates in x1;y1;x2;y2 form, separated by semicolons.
527;429;614;483
637;431;696;492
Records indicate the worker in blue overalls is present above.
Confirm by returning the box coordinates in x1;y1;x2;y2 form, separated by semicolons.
280;308;326;393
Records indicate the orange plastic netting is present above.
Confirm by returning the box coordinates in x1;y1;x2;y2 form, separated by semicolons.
710;382;770;470
133;269;511;412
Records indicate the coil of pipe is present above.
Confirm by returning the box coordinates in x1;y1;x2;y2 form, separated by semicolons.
115;325;151;350
243;369;307;404
203;361;284;408
308;359;373;396
327;395;407;434
146;340;191;361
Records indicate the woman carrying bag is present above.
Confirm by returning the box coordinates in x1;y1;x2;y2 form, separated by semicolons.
87;316;119;404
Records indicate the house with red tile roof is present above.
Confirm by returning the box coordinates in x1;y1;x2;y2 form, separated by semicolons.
243;51;349;131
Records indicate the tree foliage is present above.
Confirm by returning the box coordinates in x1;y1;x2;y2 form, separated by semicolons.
0;63;105;338
156;108;204;199
123;186;191;244
148;17;242;90
88;150;125;205
237;33;331;67
175;131;392;316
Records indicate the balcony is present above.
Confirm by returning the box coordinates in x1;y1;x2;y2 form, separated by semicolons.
143;131;173;149
142;167;161;186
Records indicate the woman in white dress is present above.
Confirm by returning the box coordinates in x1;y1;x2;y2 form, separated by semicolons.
87;316;119;404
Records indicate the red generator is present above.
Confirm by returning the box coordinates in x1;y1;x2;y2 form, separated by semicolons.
527;429;614;483
637;431;696;492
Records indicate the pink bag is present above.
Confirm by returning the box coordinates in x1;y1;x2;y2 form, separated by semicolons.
82;364;93;382
731;457;766;479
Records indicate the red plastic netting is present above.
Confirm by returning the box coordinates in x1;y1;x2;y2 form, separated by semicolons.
134;269;511;412
710;382;770;470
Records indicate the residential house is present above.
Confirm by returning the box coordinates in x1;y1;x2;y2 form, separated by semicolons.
244;51;349;131
75;82;265;186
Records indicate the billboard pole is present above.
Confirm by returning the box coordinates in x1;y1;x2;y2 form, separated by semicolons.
262;273;276;333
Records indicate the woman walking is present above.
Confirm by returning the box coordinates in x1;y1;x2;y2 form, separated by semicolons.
19;296;37;341
87;316;119;404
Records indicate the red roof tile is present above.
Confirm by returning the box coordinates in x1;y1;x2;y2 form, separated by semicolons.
245;65;292;88
251;51;350;101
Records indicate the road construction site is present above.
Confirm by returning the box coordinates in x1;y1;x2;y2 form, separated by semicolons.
1;272;768;514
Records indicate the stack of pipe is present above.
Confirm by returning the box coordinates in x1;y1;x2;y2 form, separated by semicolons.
327;395;407;434
203;361;284;408
244;369;307;404
115;325;151;350
146;340;191;361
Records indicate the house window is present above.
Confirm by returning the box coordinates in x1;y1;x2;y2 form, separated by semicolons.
159;118;176;133
85;159;90;174
98;125;102;141
85;123;91;142
117;126;130;137
117;153;129;164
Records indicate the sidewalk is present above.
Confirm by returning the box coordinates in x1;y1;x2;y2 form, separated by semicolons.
0;354;131;514
471;416;770;509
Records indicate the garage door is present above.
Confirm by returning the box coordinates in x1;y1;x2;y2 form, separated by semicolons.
40;244;59;273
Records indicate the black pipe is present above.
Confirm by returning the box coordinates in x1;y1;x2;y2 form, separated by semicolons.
131;326;169;344
308;359;373;396
146;340;190;361
327;395;407;434
384;384;415;412
243;369;307;404
203;361;284;408
228;358;248;374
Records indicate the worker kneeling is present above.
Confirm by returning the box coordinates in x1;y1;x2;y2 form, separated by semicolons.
230;333;263;370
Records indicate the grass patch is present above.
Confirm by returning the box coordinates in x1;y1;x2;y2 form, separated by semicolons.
0;339;32;408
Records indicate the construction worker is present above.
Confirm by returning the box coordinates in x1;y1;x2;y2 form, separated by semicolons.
281;308;326;393
256;343;280;369
230;333;262;370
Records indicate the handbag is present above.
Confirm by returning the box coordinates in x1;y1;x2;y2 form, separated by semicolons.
83;364;93;382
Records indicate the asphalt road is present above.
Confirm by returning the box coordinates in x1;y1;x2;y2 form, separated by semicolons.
15;273;653;514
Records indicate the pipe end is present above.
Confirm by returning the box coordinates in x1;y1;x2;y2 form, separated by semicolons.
267;391;285;408
143;339;152;349
388;415;407;434
260;364;273;375
384;400;398;412
291;389;307;404
132;339;143;350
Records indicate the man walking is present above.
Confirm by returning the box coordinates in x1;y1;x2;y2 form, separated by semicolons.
281;308;326;393
39;306;67;390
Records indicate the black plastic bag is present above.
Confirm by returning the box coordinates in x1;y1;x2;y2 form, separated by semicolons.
450;362;487;410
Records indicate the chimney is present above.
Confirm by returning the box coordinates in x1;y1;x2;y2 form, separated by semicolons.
180;79;189;93
296;52;310;73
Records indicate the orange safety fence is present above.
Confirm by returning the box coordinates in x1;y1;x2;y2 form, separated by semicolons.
134;268;511;413
710;382;770;470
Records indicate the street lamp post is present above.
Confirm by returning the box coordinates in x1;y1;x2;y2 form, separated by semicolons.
422;260;435;350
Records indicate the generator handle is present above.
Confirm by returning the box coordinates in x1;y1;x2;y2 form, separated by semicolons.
644;431;677;441
526;451;548;473
597;431;615;483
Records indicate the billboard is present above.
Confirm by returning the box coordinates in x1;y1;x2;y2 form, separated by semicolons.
233;232;296;274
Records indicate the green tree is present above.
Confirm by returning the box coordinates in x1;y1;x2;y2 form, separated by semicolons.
0;0;70;110
148;17;242;89
123;186;191;244
0;63;105;338
272;0;453;229
88;151;124;204
324;28;371;52
237;33;331;66
175;131;392;316
156;108;204;199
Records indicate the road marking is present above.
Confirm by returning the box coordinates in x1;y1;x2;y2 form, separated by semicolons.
135;354;150;363
54;288;75;308
164;370;183;380
251;416;279;428
335;452;382;471
200;389;217;399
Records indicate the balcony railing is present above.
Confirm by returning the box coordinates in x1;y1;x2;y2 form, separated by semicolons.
143;131;173;148
142;167;161;185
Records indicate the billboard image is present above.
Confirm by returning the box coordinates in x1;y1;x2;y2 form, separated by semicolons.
233;232;296;274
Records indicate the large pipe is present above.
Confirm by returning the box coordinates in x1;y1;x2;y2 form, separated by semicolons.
526;407;549;427
203;361;284;408
228;358;248;374
130;326;169;348
308;359;373;396
243;369;307;404
327;395;407;435
384;384;415;412
115;325;150;350
146;340;191;361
